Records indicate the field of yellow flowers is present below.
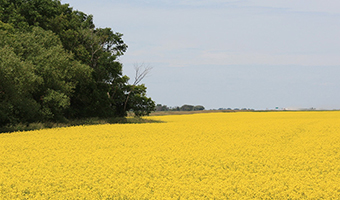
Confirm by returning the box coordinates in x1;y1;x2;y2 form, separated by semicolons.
1;111;340;199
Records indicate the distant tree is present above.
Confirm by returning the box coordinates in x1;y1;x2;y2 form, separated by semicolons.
194;105;205;111
170;106;180;111
161;105;169;111
155;104;162;111
180;105;194;111
155;104;169;111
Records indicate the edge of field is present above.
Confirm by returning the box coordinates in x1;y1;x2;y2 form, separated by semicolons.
0;117;163;134
1;109;336;134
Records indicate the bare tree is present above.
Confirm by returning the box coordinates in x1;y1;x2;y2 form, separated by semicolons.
132;63;152;85
123;63;152;112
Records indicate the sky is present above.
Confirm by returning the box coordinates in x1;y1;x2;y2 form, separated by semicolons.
61;0;340;110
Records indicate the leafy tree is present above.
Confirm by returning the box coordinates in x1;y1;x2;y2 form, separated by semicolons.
121;64;153;116
194;105;205;111
180;105;194;111
126;84;155;117
69;27;130;118
171;106;180;111
0;22;41;125
0;45;41;125
0;22;92;124
0;0;155;124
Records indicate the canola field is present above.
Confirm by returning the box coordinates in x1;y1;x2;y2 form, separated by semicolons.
1;111;340;199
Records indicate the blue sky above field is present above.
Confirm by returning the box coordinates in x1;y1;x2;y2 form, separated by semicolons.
61;0;340;110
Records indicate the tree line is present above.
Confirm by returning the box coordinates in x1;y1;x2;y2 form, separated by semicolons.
0;0;155;126
155;104;205;112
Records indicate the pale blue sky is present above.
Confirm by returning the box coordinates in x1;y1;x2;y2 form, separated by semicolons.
61;0;340;109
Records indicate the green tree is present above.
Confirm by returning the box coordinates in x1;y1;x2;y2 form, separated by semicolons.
180;105;194;111
126;84;155;117
0;23;92;124
0;46;41;125
194;105;205;111
0;0;155;122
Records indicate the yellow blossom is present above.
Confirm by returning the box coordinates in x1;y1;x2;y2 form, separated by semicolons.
1;111;340;199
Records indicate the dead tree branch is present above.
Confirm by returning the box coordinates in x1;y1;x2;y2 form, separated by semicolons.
123;63;152;113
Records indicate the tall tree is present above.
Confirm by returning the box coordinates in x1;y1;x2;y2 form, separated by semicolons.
0;22;92;124
0;0;155;123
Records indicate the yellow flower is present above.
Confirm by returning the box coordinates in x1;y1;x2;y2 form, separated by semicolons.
1;111;340;198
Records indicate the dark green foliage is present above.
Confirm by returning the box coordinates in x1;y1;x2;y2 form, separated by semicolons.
180;104;195;111
194;105;205;111
127;84;156;117
154;104;205;112
0;0;155;126
0;23;92;125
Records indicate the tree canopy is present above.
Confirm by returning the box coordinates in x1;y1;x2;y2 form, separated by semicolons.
0;0;155;126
